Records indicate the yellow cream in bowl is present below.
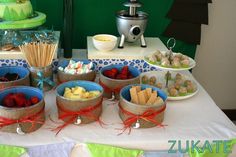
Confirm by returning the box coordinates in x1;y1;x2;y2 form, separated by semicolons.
94;36;113;42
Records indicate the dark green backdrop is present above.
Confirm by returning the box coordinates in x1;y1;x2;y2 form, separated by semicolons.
31;0;196;58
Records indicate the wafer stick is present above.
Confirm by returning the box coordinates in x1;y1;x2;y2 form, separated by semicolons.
19;42;57;67
49;43;57;65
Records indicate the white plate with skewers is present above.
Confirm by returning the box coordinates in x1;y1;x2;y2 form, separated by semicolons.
144;50;196;71
140;71;199;100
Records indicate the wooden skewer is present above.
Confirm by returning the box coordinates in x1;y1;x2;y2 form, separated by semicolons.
20;41;57;68
37;42;41;67
27;43;34;67
30;43;36;67
36;42;39;67
49;43;57;65
21;44;33;67
47;43;51;66
45;43;49;66
32;43;36;67
20;45;30;67
42;43;46;67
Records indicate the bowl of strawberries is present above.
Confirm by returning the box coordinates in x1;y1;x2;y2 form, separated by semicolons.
99;65;140;99
0;66;30;90
0;86;45;134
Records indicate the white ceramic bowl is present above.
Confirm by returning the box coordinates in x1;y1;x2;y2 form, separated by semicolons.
92;34;117;52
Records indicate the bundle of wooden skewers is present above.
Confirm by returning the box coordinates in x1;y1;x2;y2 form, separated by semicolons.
20;42;57;67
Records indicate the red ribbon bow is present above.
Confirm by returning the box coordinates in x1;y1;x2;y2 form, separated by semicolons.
118;103;167;135
53;99;104;135
0;107;45;133
99;80;123;94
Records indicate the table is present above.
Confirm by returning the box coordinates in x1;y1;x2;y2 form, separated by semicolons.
87;37;170;72
1;71;236;157
87;37;167;59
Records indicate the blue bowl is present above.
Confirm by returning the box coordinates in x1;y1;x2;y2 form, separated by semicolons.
0;86;44;108
0;66;29;78
119;84;167;128
100;64;140;99
100;64;140;80
0;86;45;133
0;66;30;89
57;59;96;83
56;80;103;100
120;84;167;106
56;80;104;124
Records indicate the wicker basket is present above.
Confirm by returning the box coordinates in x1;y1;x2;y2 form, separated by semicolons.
0;66;30;90
0;86;45;134
99;65;140;99
56;80;103;124
29;65;54;91
57;59;96;83
119;84;167;128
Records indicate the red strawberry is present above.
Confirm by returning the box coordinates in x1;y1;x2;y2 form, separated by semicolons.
3;97;15;107
24;100;32;107
4;93;14;99
103;70;111;78
14;93;26;99
2;93;15;107
103;70;116;79
13;93;27;105
14;97;26;107
111;68;118;75
30;96;39;105
120;66;129;75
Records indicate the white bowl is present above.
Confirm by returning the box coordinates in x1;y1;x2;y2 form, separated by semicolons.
92;34;117;52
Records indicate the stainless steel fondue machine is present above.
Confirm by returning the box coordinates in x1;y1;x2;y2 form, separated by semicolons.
116;0;148;48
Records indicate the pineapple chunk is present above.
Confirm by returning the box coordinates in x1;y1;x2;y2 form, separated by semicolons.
73;87;86;95
63;86;101;100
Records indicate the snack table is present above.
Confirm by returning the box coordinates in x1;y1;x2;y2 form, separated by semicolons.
1;71;236;156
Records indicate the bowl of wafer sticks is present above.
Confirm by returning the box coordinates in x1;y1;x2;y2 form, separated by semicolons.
119;84;167;128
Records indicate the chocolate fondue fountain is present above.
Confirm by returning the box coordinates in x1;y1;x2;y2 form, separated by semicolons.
116;0;148;48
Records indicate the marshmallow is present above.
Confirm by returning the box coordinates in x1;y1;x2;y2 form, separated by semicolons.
59;60;93;75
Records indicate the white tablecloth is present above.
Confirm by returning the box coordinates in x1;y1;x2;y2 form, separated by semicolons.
0;71;236;154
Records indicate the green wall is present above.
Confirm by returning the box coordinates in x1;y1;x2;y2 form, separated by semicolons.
31;0;63;31
31;0;196;58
